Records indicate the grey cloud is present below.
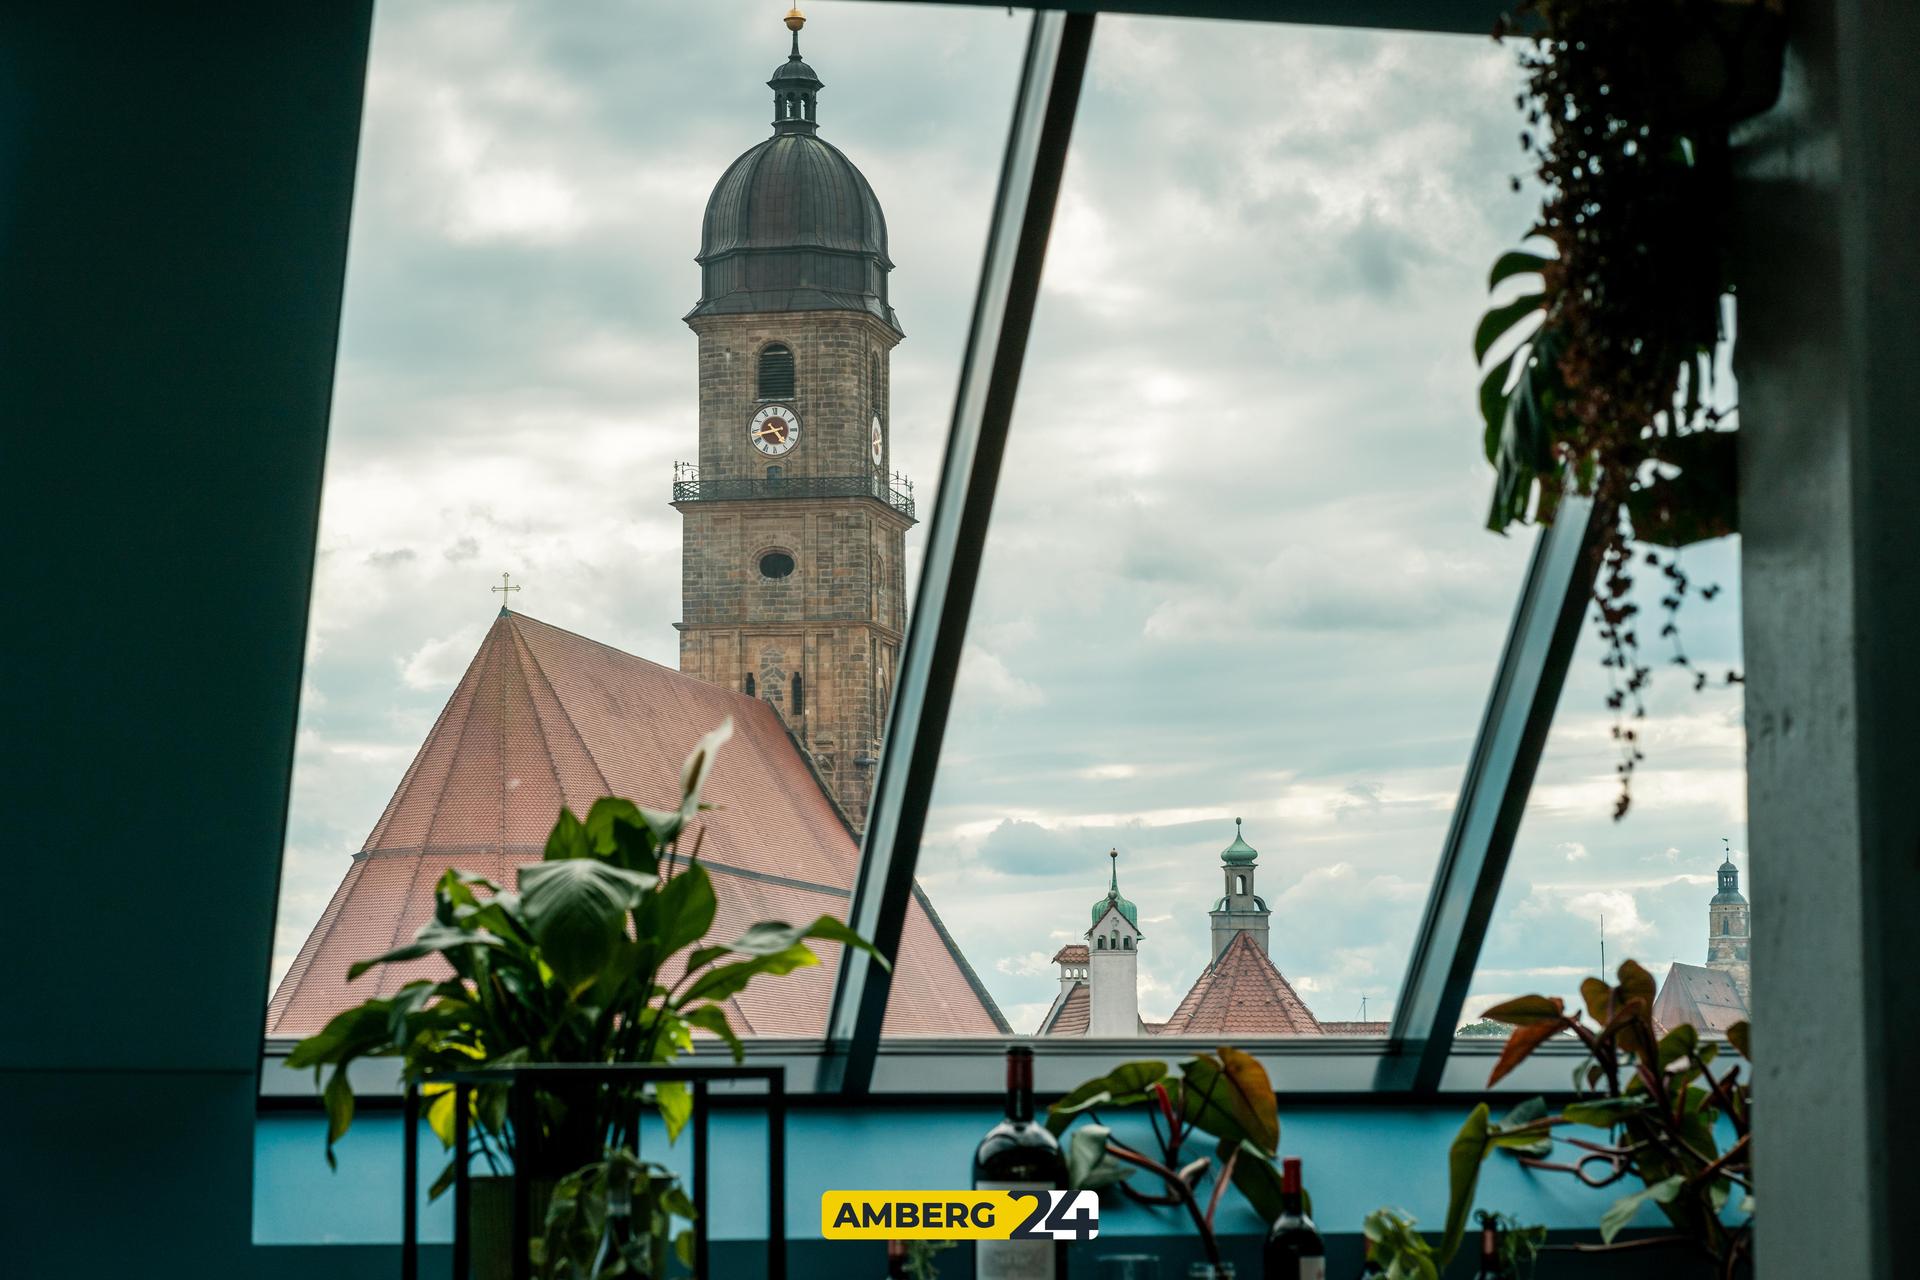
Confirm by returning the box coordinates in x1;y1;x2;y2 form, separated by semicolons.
366;548;417;567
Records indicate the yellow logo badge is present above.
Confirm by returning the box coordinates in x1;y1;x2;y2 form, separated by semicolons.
820;1190;1099;1241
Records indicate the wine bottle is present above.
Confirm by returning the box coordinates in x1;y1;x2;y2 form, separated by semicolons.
1261;1157;1325;1280
1355;1237;1384;1279
973;1046;1068;1280
1471;1215;1507;1280
888;1239;913;1280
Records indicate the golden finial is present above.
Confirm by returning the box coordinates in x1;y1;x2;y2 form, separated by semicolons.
785;6;806;33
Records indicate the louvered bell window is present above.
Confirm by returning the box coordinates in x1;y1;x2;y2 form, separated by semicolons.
758;344;795;400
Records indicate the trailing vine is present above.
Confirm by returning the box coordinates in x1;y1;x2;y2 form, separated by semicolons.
1477;0;1779;817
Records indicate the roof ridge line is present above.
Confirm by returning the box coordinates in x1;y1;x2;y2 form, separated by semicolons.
386;624;508;981
510;611;767;712
507;616;612;802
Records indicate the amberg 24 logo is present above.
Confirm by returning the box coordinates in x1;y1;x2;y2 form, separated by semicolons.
821;1189;1100;1242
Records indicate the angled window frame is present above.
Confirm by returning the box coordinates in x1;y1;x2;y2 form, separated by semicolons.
820;0;1606;1097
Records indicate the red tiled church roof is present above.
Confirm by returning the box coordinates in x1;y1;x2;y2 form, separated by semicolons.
1038;982;1089;1036
268;611;1008;1038
1051;945;1088;964
1155;932;1323;1036
1653;962;1749;1037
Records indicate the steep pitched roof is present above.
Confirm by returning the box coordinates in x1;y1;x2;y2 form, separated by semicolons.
1155;932;1323;1036
268;611;1007;1038
1653;962;1749;1037
1037;982;1089;1036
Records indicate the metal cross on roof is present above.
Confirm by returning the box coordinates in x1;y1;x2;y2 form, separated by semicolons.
492;571;520;614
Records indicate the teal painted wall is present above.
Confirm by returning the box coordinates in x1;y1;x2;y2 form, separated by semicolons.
256;1104;1648;1246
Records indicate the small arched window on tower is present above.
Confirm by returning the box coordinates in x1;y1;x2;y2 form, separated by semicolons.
791;672;804;717
758;343;795;400
744;673;756;697
1235;874;1247;895
1096;937;1106;951
1122;936;1132;950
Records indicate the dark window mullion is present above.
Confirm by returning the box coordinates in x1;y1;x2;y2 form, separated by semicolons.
819;10;1096;1093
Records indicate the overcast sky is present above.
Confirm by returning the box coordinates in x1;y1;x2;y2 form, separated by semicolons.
274;0;1748;1036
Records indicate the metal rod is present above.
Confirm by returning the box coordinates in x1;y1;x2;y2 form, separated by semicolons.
511;1076;531;1280
819;5;1097;1095
1383;491;1606;1092
454;1082;470;1280
693;1078;710;1280
403;1082;419;1280
769;1069;787;1280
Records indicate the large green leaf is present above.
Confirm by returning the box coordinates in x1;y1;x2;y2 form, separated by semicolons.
1441;1104;1491;1266
1225;1140;1285;1223
543;806;591;860
639;864;718;961
656;1080;693;1144
1473;292;1545;363
1479;344;1524;461
1487;250;1554;289
1561;1095;1654;1128
345;926;506;981
1600;1175;1685;1244
1180;1050;1278;1155
1491;1097;1554;1157
1044;1060;1170;1135
681;1004;744;1062
1065;1124;1134;1191
583;796;661;876
322;1067;354;1168
678;945;820;1006
519;860;658;991
729;915;889;967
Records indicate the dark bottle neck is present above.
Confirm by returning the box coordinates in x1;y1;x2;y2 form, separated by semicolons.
1005;1047;1034;1123
1481;1224;1500;1263
1280;1157;1304;1215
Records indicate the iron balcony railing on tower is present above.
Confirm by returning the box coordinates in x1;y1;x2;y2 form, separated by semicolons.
671;462;915;521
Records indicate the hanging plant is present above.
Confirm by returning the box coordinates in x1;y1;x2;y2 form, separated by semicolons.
1476;0;1782;817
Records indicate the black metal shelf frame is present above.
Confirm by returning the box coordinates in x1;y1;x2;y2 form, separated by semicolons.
402;1063;786;1280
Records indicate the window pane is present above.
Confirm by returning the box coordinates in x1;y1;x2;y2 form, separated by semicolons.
909;17;1544;1038
266;1;1027;1041
1460;536;1747;1042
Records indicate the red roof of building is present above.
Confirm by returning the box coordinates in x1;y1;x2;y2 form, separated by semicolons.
1652;962;1749;1037
267;611;1007;1038
1038;982;1090;1036
1155;932;1324;1036
1051;945;1089;965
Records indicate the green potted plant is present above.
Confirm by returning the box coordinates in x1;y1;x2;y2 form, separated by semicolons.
1362;1207;1544;1279
1046;1049;1287;1277
1476;0;1780;817
286;720;885;1278
1445;961;1753;1275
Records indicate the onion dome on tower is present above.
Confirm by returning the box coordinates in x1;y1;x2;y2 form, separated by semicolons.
1091;848;1139;929
687;8;898;331
1220;816;1258;866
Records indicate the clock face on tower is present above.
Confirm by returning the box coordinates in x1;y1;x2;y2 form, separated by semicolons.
750;405;801;456
870;414;883;466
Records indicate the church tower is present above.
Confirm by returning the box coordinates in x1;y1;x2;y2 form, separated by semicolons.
676;10;913;829
1209;818;1271;960
1087;850;1142;1036
1706;849;1751;1000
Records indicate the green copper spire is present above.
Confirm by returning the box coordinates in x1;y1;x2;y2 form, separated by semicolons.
1220;816;1258;866
1090;847;1139;929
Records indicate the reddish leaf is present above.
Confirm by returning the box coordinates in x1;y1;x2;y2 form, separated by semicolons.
1489;1019;1569;1086
1482;994;1566;1027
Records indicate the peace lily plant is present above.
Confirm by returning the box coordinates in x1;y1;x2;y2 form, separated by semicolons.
286;720;885;1278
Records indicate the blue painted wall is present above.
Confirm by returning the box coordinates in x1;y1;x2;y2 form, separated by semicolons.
256;1104;1645;1247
